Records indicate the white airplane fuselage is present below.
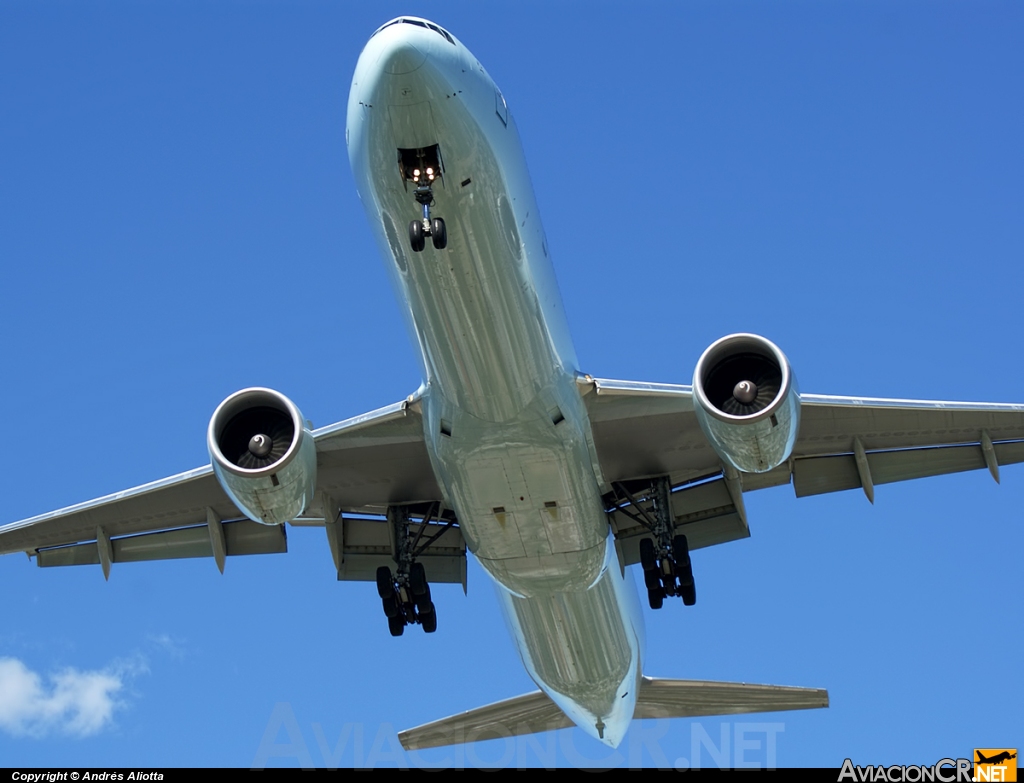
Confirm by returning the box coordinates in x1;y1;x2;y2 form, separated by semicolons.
347;19;644;745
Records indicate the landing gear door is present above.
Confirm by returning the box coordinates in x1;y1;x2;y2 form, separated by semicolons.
388;101;439;154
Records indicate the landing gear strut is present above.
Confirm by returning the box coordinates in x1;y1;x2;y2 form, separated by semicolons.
611;476;697;610
400;146;447;252
376;503;453;635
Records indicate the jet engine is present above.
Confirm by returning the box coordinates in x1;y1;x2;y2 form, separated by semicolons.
207;388;317;525
692;333;800;474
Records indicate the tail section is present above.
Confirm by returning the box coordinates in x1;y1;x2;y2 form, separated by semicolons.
398;689;573;751
397;677;828;751
633;676;828;719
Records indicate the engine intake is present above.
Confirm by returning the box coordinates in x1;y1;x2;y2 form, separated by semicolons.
208;388;317;525
693;334;800;473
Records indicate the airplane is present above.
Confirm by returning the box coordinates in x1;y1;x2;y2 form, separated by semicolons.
976;751;1016;765
1;15;1022;756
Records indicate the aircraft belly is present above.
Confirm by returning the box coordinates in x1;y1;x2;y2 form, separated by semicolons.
358;53;564;424
346;22;649;747
403;177;550;422
351;55;617;588
495;536;644;746
425;384;610;593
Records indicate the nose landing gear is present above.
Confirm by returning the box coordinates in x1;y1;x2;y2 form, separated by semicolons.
407;212;447;253
400;145;448;252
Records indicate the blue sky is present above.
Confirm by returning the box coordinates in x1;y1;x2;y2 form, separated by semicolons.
0;0;1020;769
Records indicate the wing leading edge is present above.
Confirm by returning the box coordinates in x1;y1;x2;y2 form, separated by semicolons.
581;376;1024;562
0;396;465;583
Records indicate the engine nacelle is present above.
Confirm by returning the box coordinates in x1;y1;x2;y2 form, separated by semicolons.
692;333;800;474
207;388;317;525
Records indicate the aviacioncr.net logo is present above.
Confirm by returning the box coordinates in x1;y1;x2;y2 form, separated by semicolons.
838;758;973;782
974;749;1017;783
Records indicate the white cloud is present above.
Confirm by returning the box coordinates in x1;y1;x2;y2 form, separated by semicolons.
144;632;186;660
0;655;144;738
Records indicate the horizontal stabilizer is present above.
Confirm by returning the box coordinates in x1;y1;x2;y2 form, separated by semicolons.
398;689;573;751
398;676;828;751
634;676;829;719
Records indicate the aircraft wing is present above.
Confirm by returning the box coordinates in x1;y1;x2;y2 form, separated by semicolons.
582;377;1024;563
0;397;465;584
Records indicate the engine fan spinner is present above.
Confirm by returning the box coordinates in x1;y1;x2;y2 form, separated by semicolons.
208;388;317;525
692;334;800;474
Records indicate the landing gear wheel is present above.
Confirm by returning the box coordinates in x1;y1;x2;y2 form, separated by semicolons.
410;562;428;596
408;220;425;252
672;535;691;569
420;605;437;633
415;585;433;613
376;566;394;599
673;534;693;587
639;537;657;572
388;615;405;637
681;583;696;607
643;568;662;591
647;588;664;610
430;218;447;249
679;565;694;590
382;594;399;619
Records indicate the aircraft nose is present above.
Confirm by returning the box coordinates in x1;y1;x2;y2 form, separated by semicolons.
380;40;426;74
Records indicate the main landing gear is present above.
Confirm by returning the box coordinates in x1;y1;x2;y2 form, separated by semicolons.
639;533;695;609
375;503;452;636
376;561;436;636
610;475;697;610
400;146;447;252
